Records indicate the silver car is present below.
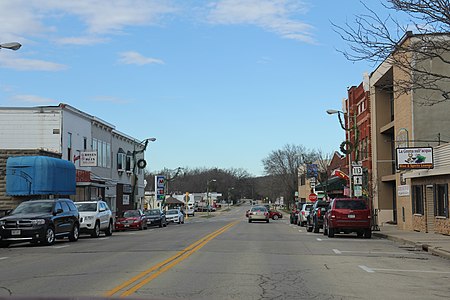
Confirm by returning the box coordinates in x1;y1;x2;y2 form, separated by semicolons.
298;203;313;227
248;206;269;223
165;208;185;224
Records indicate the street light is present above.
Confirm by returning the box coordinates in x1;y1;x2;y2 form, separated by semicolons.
0;42;22;51
131;137;156;208
206;179;216;216
327;108;359;197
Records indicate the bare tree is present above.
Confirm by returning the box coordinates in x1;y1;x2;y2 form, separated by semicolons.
333;0;450;105
262;144;317;208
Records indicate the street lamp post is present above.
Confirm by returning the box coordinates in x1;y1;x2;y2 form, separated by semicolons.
131;137;156;209
227;187;235;209
327;109;359;197
0;42;22;51
206;179;216;216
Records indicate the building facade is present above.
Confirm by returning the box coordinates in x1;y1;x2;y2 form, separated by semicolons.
0;103;152;214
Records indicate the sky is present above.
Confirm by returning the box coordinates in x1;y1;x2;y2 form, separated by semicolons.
0;0;401;176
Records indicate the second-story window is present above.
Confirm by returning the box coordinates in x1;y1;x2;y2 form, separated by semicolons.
67;132;72;161
117;148;125;172
126;151;132;173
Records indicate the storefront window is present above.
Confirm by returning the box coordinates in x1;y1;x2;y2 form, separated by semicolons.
412;185;424;215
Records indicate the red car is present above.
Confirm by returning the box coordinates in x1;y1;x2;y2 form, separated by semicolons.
323;198;371;238
269;210;283;220
115;209;148;231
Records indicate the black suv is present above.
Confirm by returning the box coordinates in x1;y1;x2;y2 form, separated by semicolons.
0;199;80;247
306;200;329;233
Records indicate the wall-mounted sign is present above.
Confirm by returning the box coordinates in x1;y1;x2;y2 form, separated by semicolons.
397;185;410;197
80;151;97;167
396;147;433;169
123;195;130;205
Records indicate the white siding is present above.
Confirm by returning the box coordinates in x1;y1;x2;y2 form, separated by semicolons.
0;110;61;152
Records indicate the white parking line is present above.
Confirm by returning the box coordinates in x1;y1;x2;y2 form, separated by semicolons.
52;245;70;249
334;249;417;255
359;265;450;274
298;230;302;233
316;238;323;241
0;257;8;260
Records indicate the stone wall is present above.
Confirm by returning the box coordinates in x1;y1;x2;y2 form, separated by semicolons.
0;149;60;214
412;214;426;232
435;218;450;235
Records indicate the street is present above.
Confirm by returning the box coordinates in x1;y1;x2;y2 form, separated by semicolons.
1;204;449;299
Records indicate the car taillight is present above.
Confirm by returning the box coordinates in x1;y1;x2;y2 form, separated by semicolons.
318;209;321;217
301;211;305;215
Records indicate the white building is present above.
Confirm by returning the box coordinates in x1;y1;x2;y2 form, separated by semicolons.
0;103;153;213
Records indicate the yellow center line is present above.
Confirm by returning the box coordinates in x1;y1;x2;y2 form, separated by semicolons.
104;220;239;297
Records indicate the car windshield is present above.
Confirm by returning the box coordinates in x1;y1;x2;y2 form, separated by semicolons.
251;207;267;212
145;210;159;216
12;202;53;214
76;203;97;212
166;210;178;214
123;210;140;217
335;200;367;210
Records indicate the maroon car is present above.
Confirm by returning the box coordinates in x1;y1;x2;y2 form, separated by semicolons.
115;209;147;231
269;210;283;220
323;198;371;238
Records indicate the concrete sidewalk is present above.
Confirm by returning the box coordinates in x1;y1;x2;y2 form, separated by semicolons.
373;224;450;260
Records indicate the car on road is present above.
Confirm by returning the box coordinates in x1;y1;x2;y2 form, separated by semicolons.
269;210;283;220
165;208;185;224
248;206;269;223
144;209;167;228
115;209;147;231
290;202;305;224
323;198;372;238
0;198;80;247
298;203;313;226
306;200;329;233
76;200;113;237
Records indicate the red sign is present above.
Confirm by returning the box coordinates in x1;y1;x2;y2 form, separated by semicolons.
309;193;318;202
76;170;91;182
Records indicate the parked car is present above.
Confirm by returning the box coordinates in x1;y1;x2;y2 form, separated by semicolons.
143;209;167;228
0;198;80;247
165;208;185;224
298;203;313;226
248;206;269;223
186;203;195;217
269;210;283;220
115;209;147;231
76;200;113;237
306;200;329;233
323;198;372;238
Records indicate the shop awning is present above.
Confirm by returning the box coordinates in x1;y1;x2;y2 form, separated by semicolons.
6;156;76;196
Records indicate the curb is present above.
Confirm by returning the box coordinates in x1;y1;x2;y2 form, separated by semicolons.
373;232;450;260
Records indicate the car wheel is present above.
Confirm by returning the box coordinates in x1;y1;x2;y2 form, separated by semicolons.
91;221;100;238
163;220;167;227
364;228;372;239
0;242;10;248
323;224;328;236
159;222;163;228
357;231;364;238
139;223;143;230
248;219;252;223
105;220;113;236
272;215;279;220
266;219;269;223
42;227;56;245
328;227;335;238
69;224;79;242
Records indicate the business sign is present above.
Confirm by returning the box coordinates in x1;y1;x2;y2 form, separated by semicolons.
306;164;318;178
398;185;410;197
396;147;433;169
80;151;97;167
155;175;166;200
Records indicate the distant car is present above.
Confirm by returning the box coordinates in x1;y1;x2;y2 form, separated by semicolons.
143;209;167;228
323;198;372;238
290;202;305;224
269;210;283;220
306;200;329;233
165;208;185;224
186;203;195;217
248;206;269;223
115;209;147;231
298;203;313;227
0;198;80;247
76;200;113;237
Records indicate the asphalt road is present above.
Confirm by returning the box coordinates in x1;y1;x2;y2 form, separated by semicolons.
1;204;449;299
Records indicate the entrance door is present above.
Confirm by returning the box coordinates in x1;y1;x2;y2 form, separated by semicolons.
425;185;435;233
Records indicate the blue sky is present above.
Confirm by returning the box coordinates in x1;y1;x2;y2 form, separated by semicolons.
0;1;399;176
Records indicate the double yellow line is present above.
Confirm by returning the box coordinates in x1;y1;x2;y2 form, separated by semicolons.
105;220;239;297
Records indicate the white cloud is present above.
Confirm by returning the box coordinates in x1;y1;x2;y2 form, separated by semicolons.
207;0;314;43
118;51;164;65
0;54;67;71
56;36;109;45
0;0;178;42
12;94;58;104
